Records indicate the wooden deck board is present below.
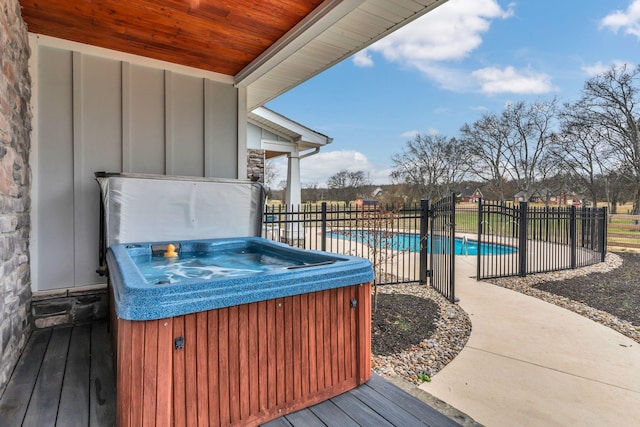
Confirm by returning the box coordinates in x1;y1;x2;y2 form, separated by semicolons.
309;399;360;426
331;391;395;427
278;407;326;427
366;374;461;427
57;324;91;426
0;328;51;426
261;415;294;427
0;322;115;427
89;321;116;427
22;328;70;427
350;381;432;426
1;322;461;427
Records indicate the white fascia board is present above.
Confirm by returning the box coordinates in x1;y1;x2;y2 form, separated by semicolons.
234;0;365;87
262;140;299;154
251;107;331;146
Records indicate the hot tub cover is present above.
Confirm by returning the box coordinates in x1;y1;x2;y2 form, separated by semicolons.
97;173;266;247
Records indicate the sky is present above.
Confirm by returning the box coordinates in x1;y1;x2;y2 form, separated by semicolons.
266;0;640;188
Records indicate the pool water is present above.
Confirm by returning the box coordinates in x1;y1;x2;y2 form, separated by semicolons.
330;231;516;255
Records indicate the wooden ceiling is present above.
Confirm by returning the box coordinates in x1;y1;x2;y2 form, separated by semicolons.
20;0;325;76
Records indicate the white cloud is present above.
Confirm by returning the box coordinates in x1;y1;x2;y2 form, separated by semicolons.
400;128;438;139
472;66;554;95
354;0;513;71
351;0;545;94
268;150;391;187
353;50;374;67
582;60;633;77
369;0;514;64
411;64;475;92
434;107;452;114
400;130;420;138
601;0;640;38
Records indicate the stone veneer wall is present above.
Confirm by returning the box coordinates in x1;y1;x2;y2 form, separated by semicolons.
0;0;32;391
247;149;265;183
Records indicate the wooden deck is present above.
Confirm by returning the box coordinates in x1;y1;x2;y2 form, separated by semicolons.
0;322;460;427
0;321;116;427
261;374;461;427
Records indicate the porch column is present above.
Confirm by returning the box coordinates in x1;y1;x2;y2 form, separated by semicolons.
285;151;301;208
284;151;302;243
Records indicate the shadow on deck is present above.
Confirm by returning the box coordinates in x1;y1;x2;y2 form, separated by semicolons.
0;322;460;427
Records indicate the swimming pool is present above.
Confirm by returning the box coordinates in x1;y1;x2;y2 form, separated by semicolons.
330;231;517;255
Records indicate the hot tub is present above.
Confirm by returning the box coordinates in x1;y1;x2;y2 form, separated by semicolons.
107;237;373;427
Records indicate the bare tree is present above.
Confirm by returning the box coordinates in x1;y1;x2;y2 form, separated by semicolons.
569;64;640;214
327;170;371;203
301;182;324;203
264;159;280;189
501;99;558;201
390;134;470;203
460;113;510;202
550;110;609;206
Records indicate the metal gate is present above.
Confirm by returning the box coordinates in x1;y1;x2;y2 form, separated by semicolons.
428;193;456;302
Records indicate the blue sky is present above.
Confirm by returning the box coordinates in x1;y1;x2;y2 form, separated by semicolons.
266;0;640;187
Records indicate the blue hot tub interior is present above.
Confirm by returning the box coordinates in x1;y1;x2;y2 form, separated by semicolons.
107;237;374;321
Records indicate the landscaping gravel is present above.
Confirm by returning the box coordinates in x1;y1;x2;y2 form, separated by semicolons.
371;251;640;387
371;283;472;385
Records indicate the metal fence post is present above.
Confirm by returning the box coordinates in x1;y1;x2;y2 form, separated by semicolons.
518;201;528;277
570;205;577;269
449;192;456;302
476;198;483;280
321;202;327;252
599;206;607;262
419;199;429;285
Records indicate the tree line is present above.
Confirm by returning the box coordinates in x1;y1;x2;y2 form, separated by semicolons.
268;64;640;214
389;64;640;214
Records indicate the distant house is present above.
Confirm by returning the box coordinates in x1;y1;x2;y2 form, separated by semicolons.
354;199;379;210
514;189;580;205
372;187;384;197
514;191;534;203
459;188;484;203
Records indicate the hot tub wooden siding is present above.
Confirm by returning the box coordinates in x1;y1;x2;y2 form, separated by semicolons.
113;283;371;427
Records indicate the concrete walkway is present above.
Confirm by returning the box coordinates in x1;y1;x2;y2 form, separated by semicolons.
420;255;640;427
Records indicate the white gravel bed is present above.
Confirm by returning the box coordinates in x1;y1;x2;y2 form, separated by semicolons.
372;252;639;386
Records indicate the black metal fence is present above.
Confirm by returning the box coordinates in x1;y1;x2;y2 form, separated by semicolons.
476;200;607;280
263;202;425;286
429;194;456;302
263;199;608;288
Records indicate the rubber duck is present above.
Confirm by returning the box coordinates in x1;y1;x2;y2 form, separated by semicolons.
164;243;178;258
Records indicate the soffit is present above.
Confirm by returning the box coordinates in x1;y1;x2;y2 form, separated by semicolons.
19;0;447;109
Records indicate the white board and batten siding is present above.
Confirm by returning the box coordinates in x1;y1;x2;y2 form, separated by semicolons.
30;36;241;292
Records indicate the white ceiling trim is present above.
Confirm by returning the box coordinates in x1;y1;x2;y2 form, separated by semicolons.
235;0;365;87
249;107;332;147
